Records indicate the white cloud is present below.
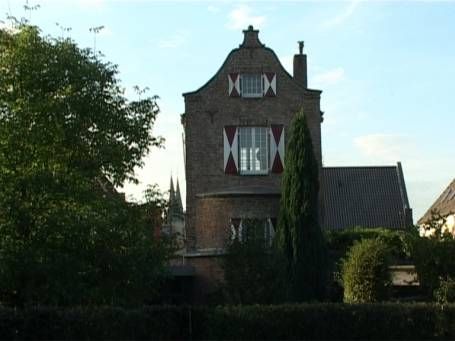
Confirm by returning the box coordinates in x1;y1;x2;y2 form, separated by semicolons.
313;67;345;87
322;0;360;29
354;133;411;162
226;5;266;30
158;31;189;49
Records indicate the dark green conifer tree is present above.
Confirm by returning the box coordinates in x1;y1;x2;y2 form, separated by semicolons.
277;109;328;301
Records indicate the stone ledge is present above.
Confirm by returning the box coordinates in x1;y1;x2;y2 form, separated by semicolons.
184;248;226;257
196;186;280;198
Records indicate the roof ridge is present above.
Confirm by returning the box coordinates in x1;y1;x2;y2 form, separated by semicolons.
323;165;397;169
418;178;455;224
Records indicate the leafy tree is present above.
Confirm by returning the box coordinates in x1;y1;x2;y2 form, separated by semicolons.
419;209;452;240
434;277;455;304
0;24;170;306
221;219;286;304
276;110;328;302
406;231;455;299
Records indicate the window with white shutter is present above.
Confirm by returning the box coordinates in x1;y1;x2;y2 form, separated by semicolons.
262;73;276;97
224;125;284;176
230;218;276;246
239;127;269;175
224;126;239;174
230;218;242;241
228;73;276;98
228;73;241;97
269;124;284;173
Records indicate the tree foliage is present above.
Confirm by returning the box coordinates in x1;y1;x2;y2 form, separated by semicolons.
0;24;170;306
276;110;328;301
406;232;455;299
221;219;286;304
342;239;391;303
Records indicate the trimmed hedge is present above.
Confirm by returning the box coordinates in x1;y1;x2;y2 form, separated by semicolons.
342;239;391;303
325;227;407;261
0;306;189;340
1;304;455;340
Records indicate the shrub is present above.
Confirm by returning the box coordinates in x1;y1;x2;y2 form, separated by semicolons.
407;234;455;298
342;239;392;303
326;227;407;261
2;304;455;340
435;277;455;304
221;219;286;304
325;227;408;302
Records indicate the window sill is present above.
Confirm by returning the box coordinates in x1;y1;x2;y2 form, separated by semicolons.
239;172;270;176
241;94;263;99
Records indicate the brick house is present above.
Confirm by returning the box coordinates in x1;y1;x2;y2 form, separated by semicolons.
418;179;455;236
181;26;412;302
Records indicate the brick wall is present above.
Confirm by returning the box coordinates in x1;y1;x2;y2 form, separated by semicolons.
194;195;280;249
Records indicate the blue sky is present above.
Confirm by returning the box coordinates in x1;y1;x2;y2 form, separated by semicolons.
2;0;454;221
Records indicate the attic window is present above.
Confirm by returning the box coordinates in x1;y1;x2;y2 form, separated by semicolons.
241;74;263;98
228;73;276;97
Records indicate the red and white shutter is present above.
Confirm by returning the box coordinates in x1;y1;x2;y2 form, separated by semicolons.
270;218;276;240
228;73;241;97
263;73;276;97
266;218;277;246
224;126;238;174
230;218;241;240
238;220;244;242
270;125;284;173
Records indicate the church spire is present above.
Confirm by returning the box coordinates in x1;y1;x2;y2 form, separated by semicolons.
169;176;176;204
168;176;183;222
175;178;183;215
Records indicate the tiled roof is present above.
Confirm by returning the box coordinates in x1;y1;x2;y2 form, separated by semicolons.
321;163;412;230
418;179;455;224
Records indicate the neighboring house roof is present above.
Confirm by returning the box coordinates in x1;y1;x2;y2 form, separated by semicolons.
418;178;455;224
321;163;412;230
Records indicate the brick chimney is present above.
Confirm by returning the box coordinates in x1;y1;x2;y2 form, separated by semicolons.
240;25;264;48
293;41;307;88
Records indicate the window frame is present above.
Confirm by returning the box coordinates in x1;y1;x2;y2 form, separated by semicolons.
238;126;269;175
240;74;263;98
230;217;275;246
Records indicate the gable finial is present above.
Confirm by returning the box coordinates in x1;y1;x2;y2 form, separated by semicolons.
298;41;304;55
241;25;264;48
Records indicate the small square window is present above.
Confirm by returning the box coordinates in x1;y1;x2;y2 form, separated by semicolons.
241;74;263;98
